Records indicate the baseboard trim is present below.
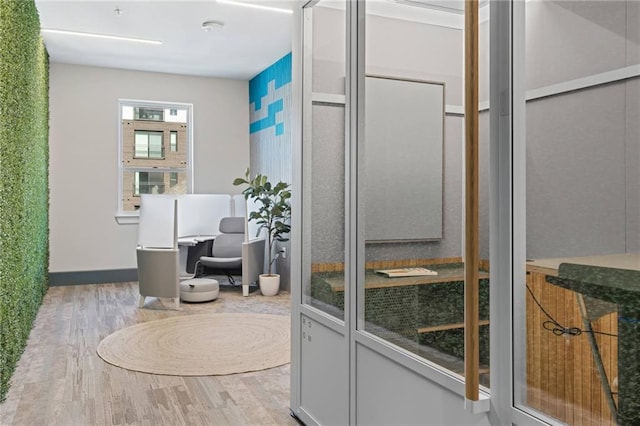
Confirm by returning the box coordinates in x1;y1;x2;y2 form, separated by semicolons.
49;269;138;286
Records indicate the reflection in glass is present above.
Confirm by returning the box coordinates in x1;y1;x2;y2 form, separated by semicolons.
357;0;491;386
134;131;164;159
303;0;346;320
518;1;638;424
134;171;165;195
123;170;187;211
170;131;178;152
311;3;346;95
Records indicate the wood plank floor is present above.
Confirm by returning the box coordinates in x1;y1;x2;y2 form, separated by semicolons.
0;282;298;426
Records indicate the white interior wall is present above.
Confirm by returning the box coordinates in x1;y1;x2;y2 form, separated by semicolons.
49;63;249;273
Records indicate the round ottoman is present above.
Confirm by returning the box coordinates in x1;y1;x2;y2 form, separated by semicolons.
180;278;219;302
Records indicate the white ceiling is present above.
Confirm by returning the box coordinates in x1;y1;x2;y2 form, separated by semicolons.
35;0;295;80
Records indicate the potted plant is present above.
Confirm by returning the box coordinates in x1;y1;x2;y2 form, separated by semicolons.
233;168;291;296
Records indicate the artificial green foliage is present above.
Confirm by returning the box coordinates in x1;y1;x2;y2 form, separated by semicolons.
0;0;49;402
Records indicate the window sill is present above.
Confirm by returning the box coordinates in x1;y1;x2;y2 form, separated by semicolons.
115;214;140;225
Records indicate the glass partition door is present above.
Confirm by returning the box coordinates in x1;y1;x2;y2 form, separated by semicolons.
296;2;350;425
302;0;347;321
358;0;492;387
514;1;639;424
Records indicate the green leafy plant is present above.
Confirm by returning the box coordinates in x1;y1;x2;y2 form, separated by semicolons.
0;0;49;402
233;168;291;276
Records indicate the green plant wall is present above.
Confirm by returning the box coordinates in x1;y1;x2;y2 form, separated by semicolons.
0;0;49;402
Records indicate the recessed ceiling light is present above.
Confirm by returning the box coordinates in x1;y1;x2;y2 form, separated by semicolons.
41;29;162;45
201;20;225;32
216;0;293;14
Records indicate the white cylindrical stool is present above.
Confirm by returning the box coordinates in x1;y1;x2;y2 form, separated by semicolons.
180;278;219;302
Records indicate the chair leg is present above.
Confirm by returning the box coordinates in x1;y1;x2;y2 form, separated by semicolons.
193;260;202;278
138;295;145;308
227;274;236;286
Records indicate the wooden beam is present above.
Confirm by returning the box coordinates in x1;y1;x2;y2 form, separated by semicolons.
464;0;480;402
418;320;489;334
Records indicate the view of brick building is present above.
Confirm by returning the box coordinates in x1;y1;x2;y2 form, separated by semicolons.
121;107;188;211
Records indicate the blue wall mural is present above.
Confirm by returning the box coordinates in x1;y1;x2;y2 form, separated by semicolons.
248;52;292;184
249;52;291;137
248;52;293;292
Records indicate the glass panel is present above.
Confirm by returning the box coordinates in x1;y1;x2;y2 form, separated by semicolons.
122;170;187;211
134;171;165;195
311;2;346;95
134;107;163;121
303;0;346;320
164;108;188;123
170;131;178;152
525;0;639;90
134;131;164;159
122;105;134;120
148;132;163;158
134;132;148;158
307;103;346;319
359;1;490;384
478;0;491;389
517;1;638;424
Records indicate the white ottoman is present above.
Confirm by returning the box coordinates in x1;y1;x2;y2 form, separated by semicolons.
180;278;219;302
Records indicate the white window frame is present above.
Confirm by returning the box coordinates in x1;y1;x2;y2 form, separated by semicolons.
116;99;194;224
492;1;574;424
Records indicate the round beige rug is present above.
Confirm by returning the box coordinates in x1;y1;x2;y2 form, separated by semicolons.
97;313;290;376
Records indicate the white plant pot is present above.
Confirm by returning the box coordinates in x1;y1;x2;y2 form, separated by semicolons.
259;274;280;296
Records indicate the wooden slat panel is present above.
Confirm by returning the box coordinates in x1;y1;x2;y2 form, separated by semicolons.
539;276;551;415
528;273;542;409
525;270;616;425
527;273;535;405
581;312;593;426
575;298;585;426
564;289;576;426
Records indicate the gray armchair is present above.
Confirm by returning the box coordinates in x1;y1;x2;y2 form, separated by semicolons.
198;216;265;295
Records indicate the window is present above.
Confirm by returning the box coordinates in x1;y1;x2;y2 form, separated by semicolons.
170;131;177;152
134;131;164;159
118;100;193;216
134;171;165;196
135;107;163;121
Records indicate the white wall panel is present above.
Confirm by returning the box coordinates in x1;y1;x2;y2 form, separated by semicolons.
356;344;490;425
